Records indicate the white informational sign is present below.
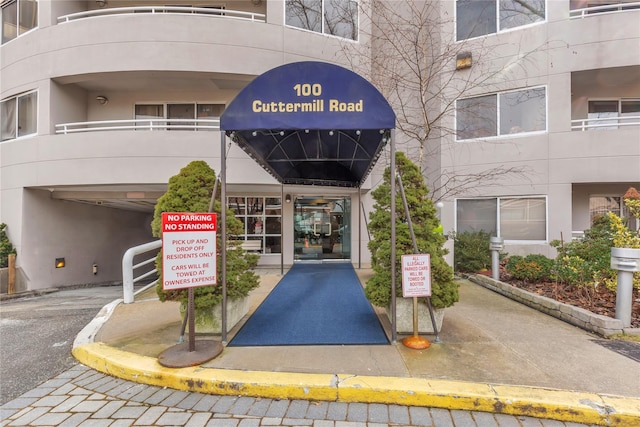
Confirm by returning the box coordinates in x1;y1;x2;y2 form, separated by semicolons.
401;254;431;297
162;212;217;291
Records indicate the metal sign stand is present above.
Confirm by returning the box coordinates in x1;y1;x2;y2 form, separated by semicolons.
158;288;222;368
157;211;223;368
396;173;440;349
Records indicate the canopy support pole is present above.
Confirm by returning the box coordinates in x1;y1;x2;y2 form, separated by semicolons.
221;131;228;344
390;129;397;343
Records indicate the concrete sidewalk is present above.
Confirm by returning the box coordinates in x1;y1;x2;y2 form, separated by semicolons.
71;269;640;426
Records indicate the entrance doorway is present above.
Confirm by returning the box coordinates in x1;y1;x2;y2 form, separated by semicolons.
293;197;351;261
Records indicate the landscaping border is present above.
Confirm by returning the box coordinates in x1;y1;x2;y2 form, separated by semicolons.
466;274;640;337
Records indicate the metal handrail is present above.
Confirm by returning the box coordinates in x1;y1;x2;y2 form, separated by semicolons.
570;1;640;18
55;118;220;134
122;240;162;304
58;6;266;24
571;115;640;131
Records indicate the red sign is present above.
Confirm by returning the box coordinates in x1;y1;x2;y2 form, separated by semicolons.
162;212;217;291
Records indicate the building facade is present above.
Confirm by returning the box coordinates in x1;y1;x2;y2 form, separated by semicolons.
1;0;639;292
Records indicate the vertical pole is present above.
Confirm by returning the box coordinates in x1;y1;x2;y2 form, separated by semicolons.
396;174;420;338
491;249;500;281
281;184;284;276
616;270;633;327
8;254;16;294
390;130;397;343
188;287;195;352
221;131;228;343
358;188;361;269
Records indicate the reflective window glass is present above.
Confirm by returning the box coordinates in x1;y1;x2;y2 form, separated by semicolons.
499;87;546;135
456;199;497;234
499;0;544;30
456;95;497;139
17;91;37;137
285;0;358;41
500;197;546;240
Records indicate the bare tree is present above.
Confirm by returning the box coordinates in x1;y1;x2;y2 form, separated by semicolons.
341;0;546;201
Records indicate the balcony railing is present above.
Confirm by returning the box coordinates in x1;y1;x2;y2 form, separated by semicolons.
571;115;640;131
55;118;220;134
570;1;640;18
57;6;266;24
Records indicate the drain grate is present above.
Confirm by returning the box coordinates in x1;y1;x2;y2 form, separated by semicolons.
592;339;640;363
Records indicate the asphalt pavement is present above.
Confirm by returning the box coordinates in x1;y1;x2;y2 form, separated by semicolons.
0;285;123;404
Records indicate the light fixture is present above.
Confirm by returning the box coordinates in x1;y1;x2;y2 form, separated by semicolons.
285;194;292;203
252;131;257;136
96;95;108;105
279;131;285;136
355;130;361;136
329;130;334;136
55;258;66;268
456;52;472;70
96;0;107;7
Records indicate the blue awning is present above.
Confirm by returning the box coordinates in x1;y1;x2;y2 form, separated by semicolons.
220;61;395;187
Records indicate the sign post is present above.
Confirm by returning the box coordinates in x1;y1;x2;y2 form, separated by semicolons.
157;212;223;367
401;254;433;349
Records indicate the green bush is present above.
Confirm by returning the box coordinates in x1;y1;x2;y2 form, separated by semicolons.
505;254;553;282
153;161;260;309
0;223;17;268
452;230;492;273
550;214;614;287
365;152;458;310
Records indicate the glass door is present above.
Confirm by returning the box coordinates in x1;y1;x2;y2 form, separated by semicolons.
293;197;350;261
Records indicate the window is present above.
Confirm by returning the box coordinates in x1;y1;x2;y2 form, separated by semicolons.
228;196;282;254
587;99;640;130
1;90;37;141
589;196;621;223
1;0;37;44
285;0;358;41
134;103;224;130
456;0;544;41
456;196;547;241
456;87;546;140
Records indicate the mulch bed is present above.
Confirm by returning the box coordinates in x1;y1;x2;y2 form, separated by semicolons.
498;275;640;328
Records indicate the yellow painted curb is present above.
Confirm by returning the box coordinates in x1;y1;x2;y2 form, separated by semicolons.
73;342;338;401
73;342;640;426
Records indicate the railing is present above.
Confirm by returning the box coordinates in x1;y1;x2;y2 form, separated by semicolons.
55;118;220;134
570;1;640;18
571;115;640;131
122;240;162;304
57;6;265;24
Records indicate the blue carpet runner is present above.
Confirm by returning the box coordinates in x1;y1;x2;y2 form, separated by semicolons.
228;263;389;346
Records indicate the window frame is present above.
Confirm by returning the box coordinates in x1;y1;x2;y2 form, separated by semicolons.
455;195;548;243
1;0;38;45
455;0;546;42
455;86;547;141
1;89;38;142
284;0;359;42
227;196;283;255
133;102;224;130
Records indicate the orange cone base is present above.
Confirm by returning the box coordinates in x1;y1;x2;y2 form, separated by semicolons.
402;335;431;349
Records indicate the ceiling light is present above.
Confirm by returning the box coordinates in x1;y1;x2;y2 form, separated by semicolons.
96;95;108;105
96;0;107;7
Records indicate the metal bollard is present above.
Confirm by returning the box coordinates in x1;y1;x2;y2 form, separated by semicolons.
610;247;640;328
489;237;504;281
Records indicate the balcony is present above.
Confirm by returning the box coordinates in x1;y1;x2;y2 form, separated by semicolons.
570;1;640;19
57;5;265;24
55;118;220;134
571;115;640;131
